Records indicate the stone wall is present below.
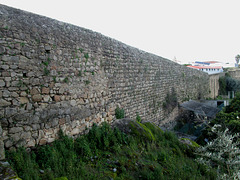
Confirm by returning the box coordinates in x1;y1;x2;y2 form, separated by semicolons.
228;68;240;80
0;4;210;150
209;73;224;99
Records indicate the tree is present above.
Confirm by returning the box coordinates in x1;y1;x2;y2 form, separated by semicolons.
235;54;240;65
196;125;240;179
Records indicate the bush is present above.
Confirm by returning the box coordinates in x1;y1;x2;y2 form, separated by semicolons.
7;122;217;179
115;106;125;119
196;125;240;179
136;112;141;122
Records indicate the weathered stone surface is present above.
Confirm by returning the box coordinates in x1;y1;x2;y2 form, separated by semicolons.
21;131;31;139
0;99;11;107
11;92;19;98
54;95;61;102
0;46;5;54
43;95;51;102
5;108;17;118
32;124;40;130
2;71;10;77
9;127;23;134
2;90;10;98
0;140;5;160
4;140;13;148
47;138;55;143
70;128;80;135
20;91;27;97
32;94;42;102
30;88;39;95
39;138;47;145
26;103;33;110
51;119;59;127
19;97;29;104
1;65;9;70
70;100;77;106
0;80;5;87
42;87;50;94
59;118;65;125
27;139;36;147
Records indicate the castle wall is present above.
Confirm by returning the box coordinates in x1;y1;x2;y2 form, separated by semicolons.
0;4;210;149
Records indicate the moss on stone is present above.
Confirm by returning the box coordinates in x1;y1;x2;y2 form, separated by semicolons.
143;122;164;135
180;138;200;148
129;121;155;141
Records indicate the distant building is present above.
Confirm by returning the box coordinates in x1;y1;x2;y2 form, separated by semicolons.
193;61;235;68
187;65;223;74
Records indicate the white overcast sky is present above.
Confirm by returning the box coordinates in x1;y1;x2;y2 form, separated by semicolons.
1;0;240;64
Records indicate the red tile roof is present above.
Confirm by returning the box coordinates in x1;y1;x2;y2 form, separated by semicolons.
187;65;222;69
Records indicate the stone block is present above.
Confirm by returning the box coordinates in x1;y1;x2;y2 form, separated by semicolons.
59;118;65;125
51;119;59;127
21;131;31;139
39;138;47;145
0;99;11;107
47;138;55;143
5;108;17;118
59;87;65;94
70;128;80;136
11;133;21;142
9;127;23;134
30;88;39;95
2;71;10;77
44;129;53;136
70;100;77;106
54;95;61;102
27;139;36;147
11;92;19;98
43;95;51;102
19;97;29;104
0;80;5;87
32;94;42;102
20;91;27;97
0;139;5;160
42;87;50;94
4;140;13;148
2;90;10;97
32;124;40;130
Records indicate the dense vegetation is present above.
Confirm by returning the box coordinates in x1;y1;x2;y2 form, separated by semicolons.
7;121;217;180
219;75;240;95
196;125;240;179
195;93;240;179
207;92;240;135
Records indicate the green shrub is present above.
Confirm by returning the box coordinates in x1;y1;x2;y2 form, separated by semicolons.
6;147;40;180
136;112;141;122
196;125;240;179
163;87;178;113
115;106;125;119
7;122;217;179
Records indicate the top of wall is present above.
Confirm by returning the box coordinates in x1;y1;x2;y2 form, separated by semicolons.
0;4;189;69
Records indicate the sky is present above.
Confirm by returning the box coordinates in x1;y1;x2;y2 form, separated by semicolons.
1;0;240;64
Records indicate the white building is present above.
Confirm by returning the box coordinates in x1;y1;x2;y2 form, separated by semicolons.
187;65;223;74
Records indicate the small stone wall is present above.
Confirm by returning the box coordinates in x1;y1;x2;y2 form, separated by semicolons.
228;68;240;80
0;4;210;150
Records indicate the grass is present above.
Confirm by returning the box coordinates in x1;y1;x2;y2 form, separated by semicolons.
6;122;217;180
